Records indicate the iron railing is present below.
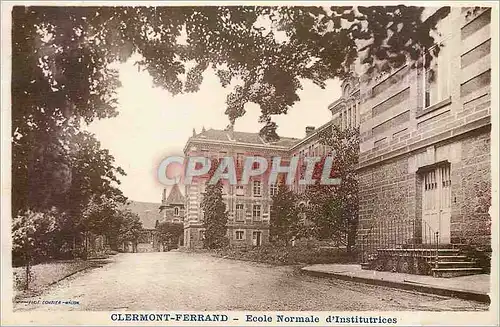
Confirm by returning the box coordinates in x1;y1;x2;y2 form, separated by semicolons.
360;218;440;265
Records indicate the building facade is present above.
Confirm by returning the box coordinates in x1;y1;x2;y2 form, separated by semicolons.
356;7;491;256
159;184;185;223
178;7;492;264
123;201;164;253
182;128;297;248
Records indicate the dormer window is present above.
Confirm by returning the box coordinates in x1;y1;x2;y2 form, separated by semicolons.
344;84;351;97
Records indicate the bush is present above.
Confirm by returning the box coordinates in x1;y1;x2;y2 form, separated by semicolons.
215;243;358;265
12;210;59;266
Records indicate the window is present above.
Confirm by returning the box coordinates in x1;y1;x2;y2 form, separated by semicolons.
199;230;205;240
174;207;179;216
252;181;262;196
252;231;262;246
235;203;245;221
235;230;245;240
424;48;450;107
270;183;278;197
236;153;245;167
252;157;261;169
423;15;451;108
354;101;359;126
236;185;244;196
461;9;491;41
252;204;261;220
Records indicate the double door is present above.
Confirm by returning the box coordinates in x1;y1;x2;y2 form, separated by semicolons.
422;165;451;244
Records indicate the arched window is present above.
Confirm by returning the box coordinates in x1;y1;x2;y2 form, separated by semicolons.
174;207;179;216
344;84;351;97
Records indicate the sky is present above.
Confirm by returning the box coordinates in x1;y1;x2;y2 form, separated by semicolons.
87;57;342;203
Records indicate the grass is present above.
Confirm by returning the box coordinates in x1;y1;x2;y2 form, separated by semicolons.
13;256;114;299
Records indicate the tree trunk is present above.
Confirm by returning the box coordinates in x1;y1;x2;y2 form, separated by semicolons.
83;231;88;260
346;222;357;254
25;253;30;291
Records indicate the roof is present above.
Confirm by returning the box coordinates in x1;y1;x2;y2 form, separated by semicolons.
289;120;334;151
188;128;299;149
123;201;163;230
164;184;185;206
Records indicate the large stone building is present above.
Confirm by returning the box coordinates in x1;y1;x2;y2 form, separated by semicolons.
178;7;492;273
356;7;491;276
183;128;298;248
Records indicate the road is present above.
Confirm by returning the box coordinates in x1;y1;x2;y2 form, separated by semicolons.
14;252;487;311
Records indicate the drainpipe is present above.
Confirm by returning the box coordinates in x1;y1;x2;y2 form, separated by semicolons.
435;231;439;268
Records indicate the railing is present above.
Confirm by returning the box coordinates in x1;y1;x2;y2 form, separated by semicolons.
360;218;440;265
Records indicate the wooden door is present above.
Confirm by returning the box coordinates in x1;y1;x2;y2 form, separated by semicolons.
422;165;451;244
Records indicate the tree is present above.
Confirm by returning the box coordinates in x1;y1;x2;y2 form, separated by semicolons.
117;209;142;252
201;180;228;249
156;221;184;250
270;184;302;245
12;210;59;266
12;6;451;216
305;125;359;252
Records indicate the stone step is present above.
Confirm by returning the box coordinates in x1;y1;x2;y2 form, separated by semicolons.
422;255;469;262
378;248;460;252
377;248;461;257
432;267;483;278
403;243;458;249
433;261;477;269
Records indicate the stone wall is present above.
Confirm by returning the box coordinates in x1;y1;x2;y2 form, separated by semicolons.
450;128;491;245
358;127;491;249
356;8;492;250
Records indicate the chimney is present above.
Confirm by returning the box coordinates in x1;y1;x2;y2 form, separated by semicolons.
305;126;315;136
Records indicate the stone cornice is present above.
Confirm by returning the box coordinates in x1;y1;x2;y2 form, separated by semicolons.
357;116;491;171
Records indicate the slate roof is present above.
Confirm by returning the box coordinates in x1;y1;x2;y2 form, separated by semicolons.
191;128;299;148
164;184;185;206
123;201;163;230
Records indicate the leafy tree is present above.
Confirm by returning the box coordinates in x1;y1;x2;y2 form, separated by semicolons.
305;125;359;252
59;132;126;238
156;221;184;250
12;129;127;259
201;180;228;249
116;209;142;251
11;7;123;215
12;6;451;216
12;210;60;266
11;5;456;261
270;184;302;245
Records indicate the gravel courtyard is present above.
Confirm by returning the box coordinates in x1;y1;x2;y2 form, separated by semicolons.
14;252;488;311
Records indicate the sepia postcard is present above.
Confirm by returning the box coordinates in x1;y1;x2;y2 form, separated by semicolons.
1;1;499;326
